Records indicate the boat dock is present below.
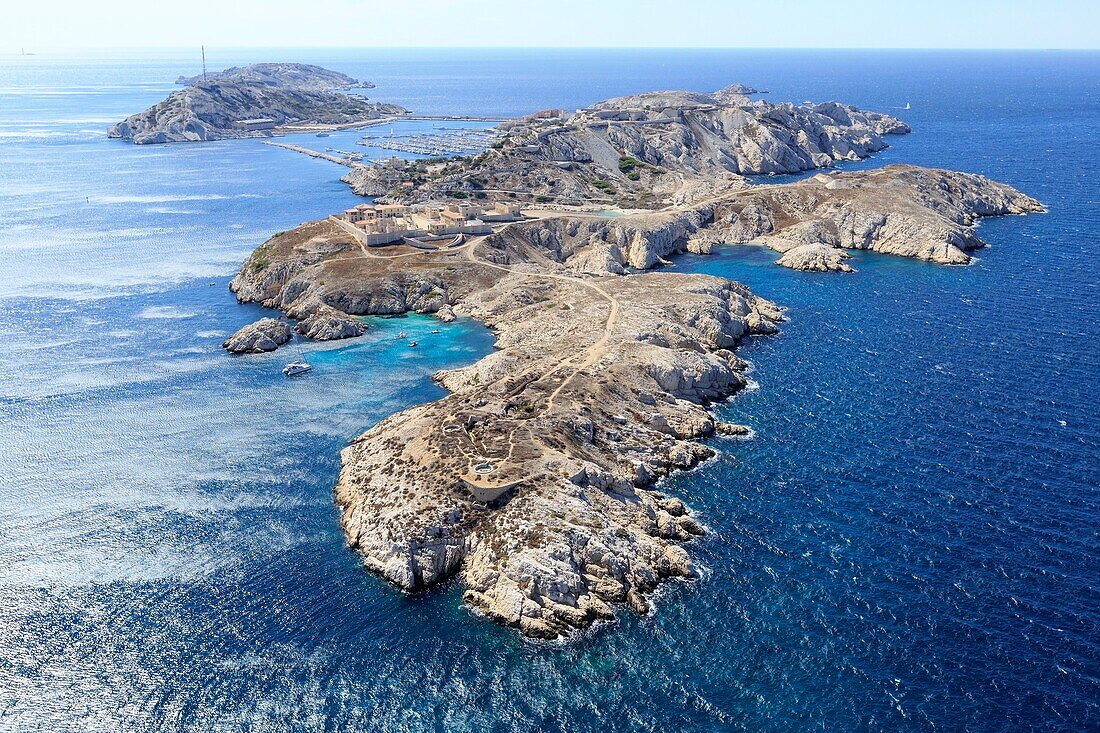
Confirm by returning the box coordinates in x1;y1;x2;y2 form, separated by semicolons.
325;147;364;161
358;127;501;157
263;141;362;168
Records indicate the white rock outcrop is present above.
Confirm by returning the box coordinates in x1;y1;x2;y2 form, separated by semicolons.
221;318;292;353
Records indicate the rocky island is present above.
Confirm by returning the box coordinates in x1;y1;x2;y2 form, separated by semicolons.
174;62;372;90
109;63;405;144
223;83;1042;638
343;84;910;205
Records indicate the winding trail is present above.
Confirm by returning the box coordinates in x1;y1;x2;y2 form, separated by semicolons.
462;234;621;416
329;209;623;483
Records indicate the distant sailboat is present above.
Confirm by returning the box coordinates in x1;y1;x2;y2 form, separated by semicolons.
905;101;912;110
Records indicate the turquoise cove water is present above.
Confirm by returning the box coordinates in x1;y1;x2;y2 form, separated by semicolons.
0;49;1097;731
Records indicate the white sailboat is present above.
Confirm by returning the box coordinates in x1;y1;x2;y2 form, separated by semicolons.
282;340;312;376
904;101;911;110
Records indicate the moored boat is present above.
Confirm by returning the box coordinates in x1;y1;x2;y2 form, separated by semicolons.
282;359;312;376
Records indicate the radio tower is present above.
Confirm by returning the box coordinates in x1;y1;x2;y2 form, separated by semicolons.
201;45;207;81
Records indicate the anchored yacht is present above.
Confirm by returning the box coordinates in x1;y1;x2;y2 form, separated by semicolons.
282;359;312;376
282;341;312;376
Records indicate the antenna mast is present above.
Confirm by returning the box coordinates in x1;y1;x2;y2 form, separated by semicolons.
201;45;207;81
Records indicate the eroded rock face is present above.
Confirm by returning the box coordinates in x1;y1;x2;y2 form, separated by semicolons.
226;162;1040;639
344;83;908;205
775;243;854;272
292;304;365;341
222;318;292;353
335;271;782;638
109;63;405;144
717;166;1044;267
473;166;1042;276
228;219;508;349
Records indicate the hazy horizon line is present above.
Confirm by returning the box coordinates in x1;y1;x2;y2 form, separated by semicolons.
5;45;1100;53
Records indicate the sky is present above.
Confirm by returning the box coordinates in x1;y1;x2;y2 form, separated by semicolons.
4;0;1099;50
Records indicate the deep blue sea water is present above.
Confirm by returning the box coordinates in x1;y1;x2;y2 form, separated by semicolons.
0;49;1097;732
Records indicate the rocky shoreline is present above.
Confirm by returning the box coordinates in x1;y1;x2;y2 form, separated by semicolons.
109;63;405;144
226;176;1038;638
342;84;910;206
336;271;781;638
220;82;1041;638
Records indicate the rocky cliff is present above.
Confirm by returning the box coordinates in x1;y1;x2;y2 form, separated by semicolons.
336;271;781;638
175;62;368;90
467;166;1042;275
225;161;1039;637
223;70;1044;638
343;83;910;206
110;63;404;144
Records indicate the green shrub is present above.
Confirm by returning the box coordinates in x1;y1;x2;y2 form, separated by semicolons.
618;155;658;175
618;156;641;172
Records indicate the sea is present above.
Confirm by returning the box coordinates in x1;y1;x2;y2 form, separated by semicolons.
0;49;1096;732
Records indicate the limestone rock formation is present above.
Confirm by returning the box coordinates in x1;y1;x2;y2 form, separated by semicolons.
110;63;405;144
292;303;366;341
774;244;854;272
712;166;1044;267
344;83;910;205
222;317;291;353
467;166;1041;276
224;68;1042;641
334;271;782;638
175;63;367;90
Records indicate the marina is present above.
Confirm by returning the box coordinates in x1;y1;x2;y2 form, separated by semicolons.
358;126;501;157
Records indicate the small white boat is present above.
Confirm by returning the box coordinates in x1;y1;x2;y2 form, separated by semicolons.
431;329;441;334
283;340;312;376
904;102;911;110
407;341;418;348
395;331;407;339
283;359;312;376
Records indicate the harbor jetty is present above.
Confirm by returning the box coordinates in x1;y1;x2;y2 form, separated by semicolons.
263;141;362;167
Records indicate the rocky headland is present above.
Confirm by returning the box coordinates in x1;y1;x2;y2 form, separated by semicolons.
227;164;1038;638
487;165;1042;274
109;63;405;144
222;317;291;353
343;83;911;206
220;82;1041;638
175;62;369;90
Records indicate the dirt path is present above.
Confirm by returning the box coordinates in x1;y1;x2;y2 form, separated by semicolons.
463;235;621;416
